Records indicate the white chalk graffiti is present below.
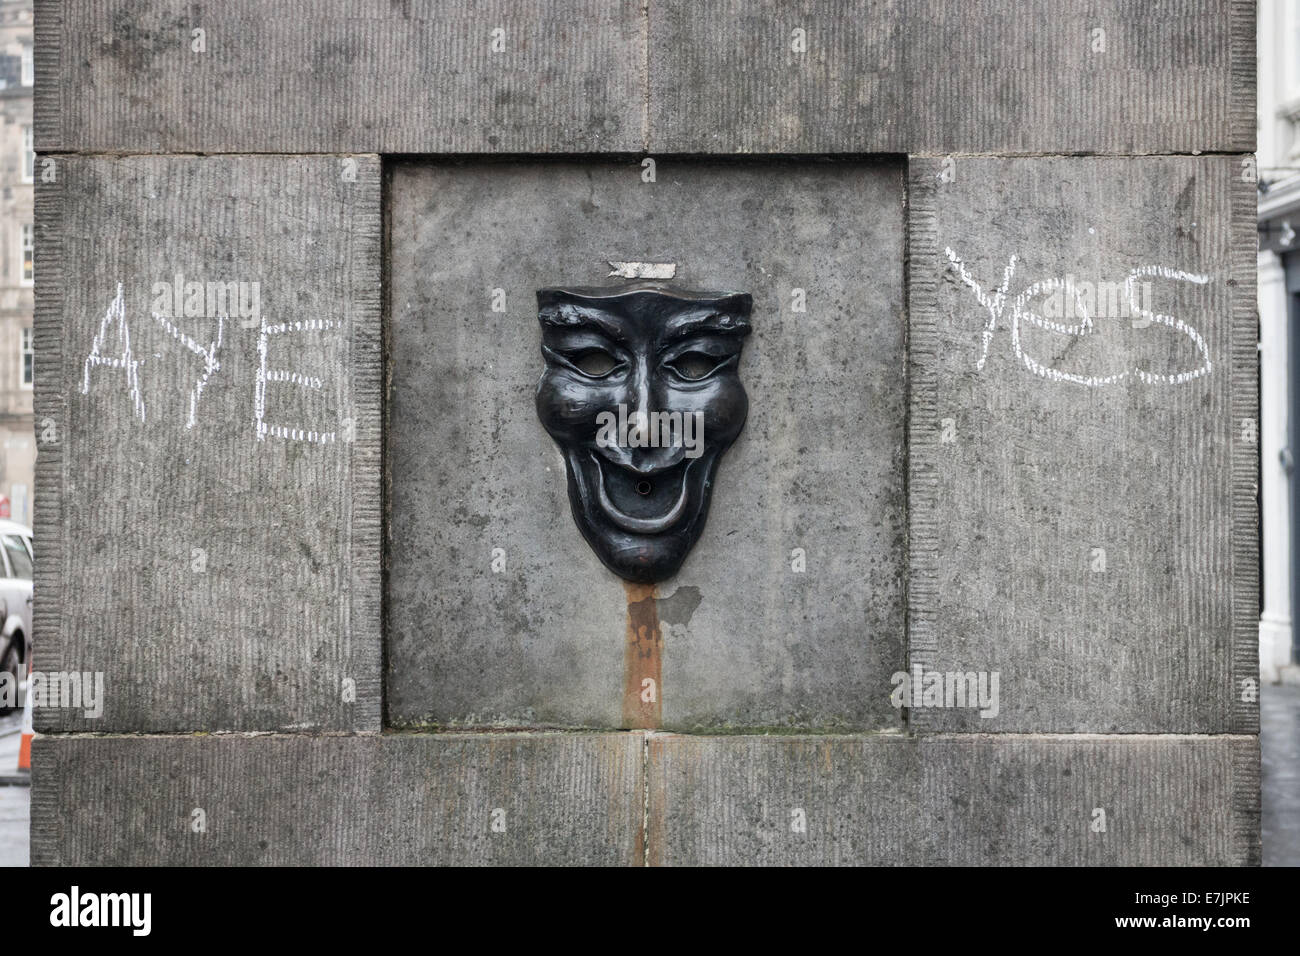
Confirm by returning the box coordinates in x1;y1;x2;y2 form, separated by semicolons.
944;247;1213;387
1124;265;1214;385
255;317;336;445
79;285;340;446
81;283;147;422
152;308;224;430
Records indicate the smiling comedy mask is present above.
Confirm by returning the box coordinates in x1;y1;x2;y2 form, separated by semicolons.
536;286;753;583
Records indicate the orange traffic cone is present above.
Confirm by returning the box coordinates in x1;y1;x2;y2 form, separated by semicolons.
17;667;31;772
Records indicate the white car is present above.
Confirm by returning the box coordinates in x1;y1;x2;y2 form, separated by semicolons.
0;520;32;708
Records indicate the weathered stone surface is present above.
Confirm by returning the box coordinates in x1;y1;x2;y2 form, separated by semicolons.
648;0;1254;154
34;0;644;154
907;155;1257;734
32;0;1263;870
30;732;644;865
34;155;382;731
35;0;1252;156
646;734;1259;865
917;734;1259;866
387;159;906;732
647;733;917;865
32;732;1258;865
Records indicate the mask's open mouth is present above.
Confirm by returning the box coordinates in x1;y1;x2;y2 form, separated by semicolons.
586;450;691;534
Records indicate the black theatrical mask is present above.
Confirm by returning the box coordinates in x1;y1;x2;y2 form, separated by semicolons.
535;286;753;583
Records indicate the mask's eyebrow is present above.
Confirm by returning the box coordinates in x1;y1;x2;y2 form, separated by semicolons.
538;302;626;342
662;308;752;342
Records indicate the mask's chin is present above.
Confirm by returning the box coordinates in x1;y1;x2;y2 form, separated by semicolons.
562;446;716;583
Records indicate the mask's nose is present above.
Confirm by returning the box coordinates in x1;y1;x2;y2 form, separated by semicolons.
596;357;687;474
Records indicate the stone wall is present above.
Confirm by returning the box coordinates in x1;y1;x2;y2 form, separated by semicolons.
30;0;1259;865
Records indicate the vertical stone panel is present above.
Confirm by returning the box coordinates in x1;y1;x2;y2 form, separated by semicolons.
34;155;382;731
386;159;906;732
907;155;1256;734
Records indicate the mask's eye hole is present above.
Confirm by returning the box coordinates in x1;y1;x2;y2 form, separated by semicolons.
570;349;619;377
666;352;719;381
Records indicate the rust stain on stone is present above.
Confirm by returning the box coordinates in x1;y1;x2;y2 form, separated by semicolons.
623;581;662;729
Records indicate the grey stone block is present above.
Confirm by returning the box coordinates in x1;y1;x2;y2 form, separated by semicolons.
34;155;382;732
646;733;918;865
387;159;906;732
34;0;644;154
31;731;1259;865
35;1;1252;156
30;732;645;865
647;0;905;154
918;735;1258;866
907;155;1257;734
648;0;1254;154
646;734;1259;865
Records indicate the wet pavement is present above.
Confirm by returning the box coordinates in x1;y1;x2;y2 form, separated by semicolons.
1262;682;1300;866
0;786;27;867
0;714;26;867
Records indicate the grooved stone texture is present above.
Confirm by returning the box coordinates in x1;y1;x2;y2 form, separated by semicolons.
33;732;1256;865
35;0;1253;155
30;733;645;865
32;0;1261;868
34;0;645;154
649;0;1255;154
646;734;1260;866
906;156;1258;734
387;159;906;732
34;155;382;732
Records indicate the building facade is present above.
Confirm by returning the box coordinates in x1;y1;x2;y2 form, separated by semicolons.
1259;0;1300;683
0;0;31;530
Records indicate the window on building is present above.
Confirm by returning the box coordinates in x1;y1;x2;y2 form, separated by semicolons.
19;47;31;87
20;224;32;286
21;125;33;183
20;327;32;388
